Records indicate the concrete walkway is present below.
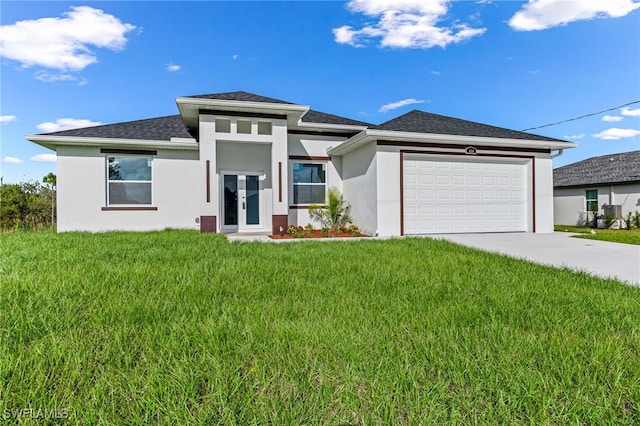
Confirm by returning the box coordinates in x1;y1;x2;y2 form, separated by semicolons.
429;232;640;286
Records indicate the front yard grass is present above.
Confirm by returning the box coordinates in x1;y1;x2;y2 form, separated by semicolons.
555;225;640;245
1;230;639;424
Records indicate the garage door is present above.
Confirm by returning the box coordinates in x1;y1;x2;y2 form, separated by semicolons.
403;155;528;234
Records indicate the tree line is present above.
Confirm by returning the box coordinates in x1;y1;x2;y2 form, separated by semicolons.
0;173;56;231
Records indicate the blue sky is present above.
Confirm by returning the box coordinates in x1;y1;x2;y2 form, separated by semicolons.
1;0;639;184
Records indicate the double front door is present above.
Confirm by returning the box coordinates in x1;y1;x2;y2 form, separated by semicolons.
221;173;263;231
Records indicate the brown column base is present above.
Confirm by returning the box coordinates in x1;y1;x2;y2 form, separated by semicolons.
272;215;288;236
200;216;217;233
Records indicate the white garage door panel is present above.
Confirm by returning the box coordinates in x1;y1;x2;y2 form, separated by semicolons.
404;156;528;234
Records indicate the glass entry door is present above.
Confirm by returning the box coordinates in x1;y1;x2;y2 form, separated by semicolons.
221;173;262;231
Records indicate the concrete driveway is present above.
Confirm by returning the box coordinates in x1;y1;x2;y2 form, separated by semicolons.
429;232;640;286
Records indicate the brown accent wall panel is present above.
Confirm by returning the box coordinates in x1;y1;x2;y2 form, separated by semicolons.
532;157;536;232
378;140;550;154
272;215;288;235
278;162;283;203
101;206;158;211
199;109;286;120
288;129;357;138
288;155;331;161
100;148;157;155
400;150;537;234
399;151;404;236
206;160;211;203
200;216;217;233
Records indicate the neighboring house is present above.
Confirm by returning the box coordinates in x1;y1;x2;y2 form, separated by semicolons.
27;91;576;235
553;150;640;226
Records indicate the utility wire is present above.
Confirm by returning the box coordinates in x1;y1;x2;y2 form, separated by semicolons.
520;100;640;132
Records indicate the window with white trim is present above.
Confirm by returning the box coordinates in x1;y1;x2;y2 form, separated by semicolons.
107;156;153;205
586;189;598;212
292;162;326;205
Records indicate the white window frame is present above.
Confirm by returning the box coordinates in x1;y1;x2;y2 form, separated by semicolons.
586;189;598;212
290;160;327;206
106;155;154;206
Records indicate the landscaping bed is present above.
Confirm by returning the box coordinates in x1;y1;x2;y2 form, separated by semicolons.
270;225;368;239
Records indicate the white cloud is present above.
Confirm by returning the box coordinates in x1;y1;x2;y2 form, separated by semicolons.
31;154;57;162
592;128;640;140
379;98;427;113
34;71;77;83
602;115;623;122
333;0;486;49
563;134;585;140
232;54;238;60
430;70;441;75
36;118;102;133
2;156;23;164
166;63;181;72
621;107;640;117
0;6;136;71
0;115;17;124
509;0;640;31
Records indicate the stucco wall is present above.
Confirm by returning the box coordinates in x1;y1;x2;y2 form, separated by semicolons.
287;133;348;158
554;183;640;225
341;141;378;235
375;148;401;236
56;146;200;232
286;134;346;227
534;156;554;233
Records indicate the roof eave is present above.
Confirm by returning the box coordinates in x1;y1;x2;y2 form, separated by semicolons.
327;129;577;156
554;179;640;189
292;121;369;133
175;97;310;132
25;135;200;151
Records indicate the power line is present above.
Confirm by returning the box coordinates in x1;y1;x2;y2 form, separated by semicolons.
520;100;640;132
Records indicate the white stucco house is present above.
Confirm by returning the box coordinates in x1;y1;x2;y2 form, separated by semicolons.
27;91;576;236
554;150;640;226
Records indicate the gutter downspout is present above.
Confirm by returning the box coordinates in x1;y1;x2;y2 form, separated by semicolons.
551;149;564;159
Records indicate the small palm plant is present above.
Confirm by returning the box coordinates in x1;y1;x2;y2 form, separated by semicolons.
309;187;353;231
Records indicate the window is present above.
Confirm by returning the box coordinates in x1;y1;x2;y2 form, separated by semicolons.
215;118;231;133
107;156;152;205
292;162;326;204
237;120;251;134
257;121;272;135
586;189;598;212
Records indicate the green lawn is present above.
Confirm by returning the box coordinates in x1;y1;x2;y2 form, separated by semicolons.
555;225;640;245
1;230;639;424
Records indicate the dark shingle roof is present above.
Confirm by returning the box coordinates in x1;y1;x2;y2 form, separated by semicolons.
554;150;640;188
183;91;293;104
301;109;370;127
373;110;565;142
41;115;193;141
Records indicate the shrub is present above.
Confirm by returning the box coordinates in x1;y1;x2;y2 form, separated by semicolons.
604;213;615;229
624;212;633;230
287;225;304;238
634;211;640;229
309;187;354;231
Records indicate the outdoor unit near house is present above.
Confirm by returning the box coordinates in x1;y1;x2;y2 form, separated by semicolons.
604;204;622;219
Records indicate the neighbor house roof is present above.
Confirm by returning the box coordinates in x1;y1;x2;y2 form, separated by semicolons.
373;110;565;142
554;150;640;188
40;115;193;141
